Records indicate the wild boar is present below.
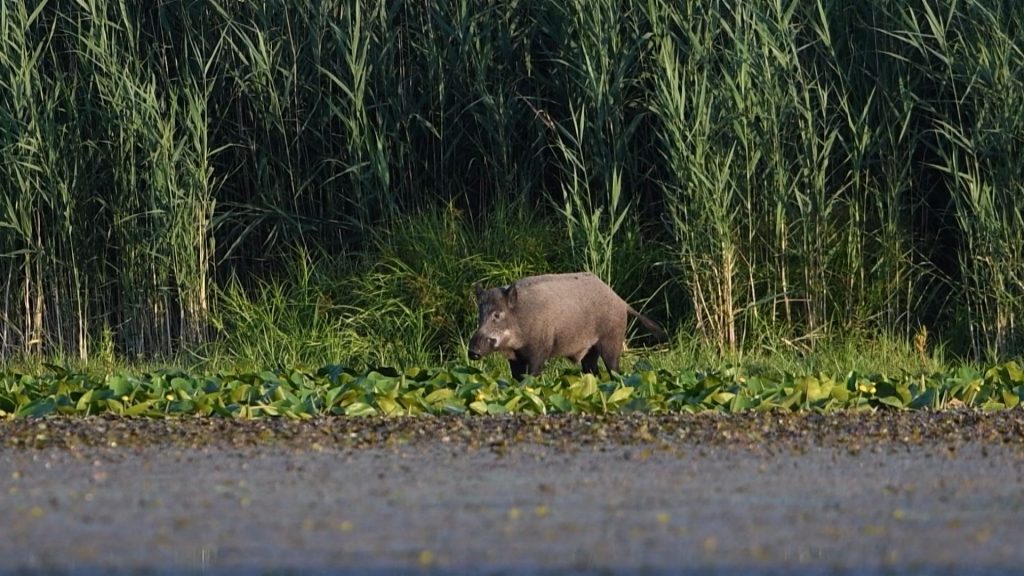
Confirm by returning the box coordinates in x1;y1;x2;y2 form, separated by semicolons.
468;272;666;380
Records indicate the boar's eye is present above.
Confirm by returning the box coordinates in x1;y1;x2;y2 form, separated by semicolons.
492;311;502;320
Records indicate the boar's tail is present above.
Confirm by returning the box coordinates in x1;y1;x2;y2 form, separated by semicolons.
627;307;668;342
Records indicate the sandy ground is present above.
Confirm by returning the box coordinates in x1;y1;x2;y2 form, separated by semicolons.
1;412;1023;575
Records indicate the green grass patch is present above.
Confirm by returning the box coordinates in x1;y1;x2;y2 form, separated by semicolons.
2;361;1022;420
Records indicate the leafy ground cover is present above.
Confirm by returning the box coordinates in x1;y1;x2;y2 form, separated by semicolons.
2;362;1022;419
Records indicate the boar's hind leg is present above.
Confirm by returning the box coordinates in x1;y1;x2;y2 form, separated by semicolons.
597;338;622;374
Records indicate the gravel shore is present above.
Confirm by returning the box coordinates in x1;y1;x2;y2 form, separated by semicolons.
2;411;1023;575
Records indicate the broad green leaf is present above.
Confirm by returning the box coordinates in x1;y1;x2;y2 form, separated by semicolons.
729;394;755;411
377;397;401;415
606;386;634;405
779;389;803;409
547;393;572;413
344;402;377;417
107;375;132;397
76;389;94;411
568;375;599;400
814;376;836;404
1004;362;1024;384
425;388;455;404
325;386;344;406
909;388;937;410
17;398;56;418
440;401;466;415
877;395;906;409
830;385;849;403
486;402;509;415
522;388;546;414
318;364;349;384
709;391;736;405
503;395;522;411
981;400;1005;411
124;399;160;417
1001;388;1019;408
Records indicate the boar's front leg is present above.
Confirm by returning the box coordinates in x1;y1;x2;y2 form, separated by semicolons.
580;347;601;375
508;357;528;381
526;357;546;378
508;352;546;381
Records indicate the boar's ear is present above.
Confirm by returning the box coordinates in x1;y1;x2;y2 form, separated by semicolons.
473;282;484;299
504;283;518;307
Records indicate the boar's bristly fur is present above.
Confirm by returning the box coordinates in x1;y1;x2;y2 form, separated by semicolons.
468;272;666;381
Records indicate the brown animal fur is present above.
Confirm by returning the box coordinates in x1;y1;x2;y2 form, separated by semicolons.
468;272;666;380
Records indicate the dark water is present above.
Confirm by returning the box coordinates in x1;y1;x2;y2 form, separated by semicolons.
1;439;1023;575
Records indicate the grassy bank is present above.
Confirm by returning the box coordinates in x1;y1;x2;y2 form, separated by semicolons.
2;0;1023;368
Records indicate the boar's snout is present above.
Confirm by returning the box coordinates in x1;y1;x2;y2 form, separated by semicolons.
468;333;498;361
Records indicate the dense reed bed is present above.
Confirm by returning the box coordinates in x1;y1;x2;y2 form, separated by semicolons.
1;0;1022;368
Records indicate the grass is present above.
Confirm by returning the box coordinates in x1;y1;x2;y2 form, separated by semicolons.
651;330;943;380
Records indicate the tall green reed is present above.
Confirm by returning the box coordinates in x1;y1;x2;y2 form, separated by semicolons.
1;0;1022;365
646;0;940;354
1;0;218;360
885;0;1024;358
540;0;644;287
1;0;52;357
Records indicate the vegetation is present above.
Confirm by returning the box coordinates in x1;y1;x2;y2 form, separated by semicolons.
2;0;1023;375
3;361;1023;419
